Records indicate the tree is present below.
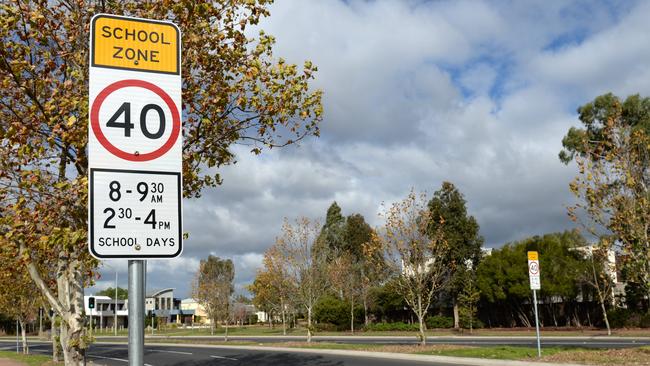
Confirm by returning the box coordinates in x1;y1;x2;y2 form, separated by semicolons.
427;181;483;329
95;287;128;300
248;270;279;329
0;256;40;354
476;231;591;328
457;270;480;333
314;202;346;257
560;93;650;312
328;255;362;333
579;238;615;335
191;256;234;340
248;244;295;335
0;1;321;364
372;190;450;345
276;217;328;342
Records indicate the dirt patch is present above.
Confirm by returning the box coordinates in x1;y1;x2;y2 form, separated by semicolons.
278;342;472;353
0;358;26;366
541;347;650;366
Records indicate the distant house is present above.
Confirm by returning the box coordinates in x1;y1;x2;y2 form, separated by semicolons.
145;288;194;324
180;298;209;324
180;299;260;325
84;295;127;329
574;245;626;304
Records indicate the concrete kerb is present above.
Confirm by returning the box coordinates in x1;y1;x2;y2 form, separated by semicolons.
96;341;592;366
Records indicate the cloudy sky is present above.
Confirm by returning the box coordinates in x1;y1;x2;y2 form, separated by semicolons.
91;0;650;298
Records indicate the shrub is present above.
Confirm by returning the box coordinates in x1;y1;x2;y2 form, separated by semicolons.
314;295;349;327
364;322;420;332
314;322;339;332
607;308;631;328
460;316;484;329
426;315;453;329
639;313;650;328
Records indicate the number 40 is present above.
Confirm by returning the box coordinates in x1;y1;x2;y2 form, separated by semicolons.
107;102;166;139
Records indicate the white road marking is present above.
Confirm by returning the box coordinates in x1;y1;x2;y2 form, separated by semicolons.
151;349;192;355
88;354;153;366
210;355;238;361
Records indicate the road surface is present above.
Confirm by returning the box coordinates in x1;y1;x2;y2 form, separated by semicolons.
97;334;650;348
1;342;467;366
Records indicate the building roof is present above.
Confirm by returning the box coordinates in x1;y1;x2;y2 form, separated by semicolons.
146;288;174;298
86;295;111;300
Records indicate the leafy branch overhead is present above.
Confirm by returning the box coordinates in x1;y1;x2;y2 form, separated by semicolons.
0;1;322;364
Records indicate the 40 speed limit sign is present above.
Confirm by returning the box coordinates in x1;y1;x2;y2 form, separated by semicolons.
88;14;182;259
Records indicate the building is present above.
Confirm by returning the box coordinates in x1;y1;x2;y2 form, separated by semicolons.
84;295;127;330
574;245;626;303
180;298;209;324
145;288;194;324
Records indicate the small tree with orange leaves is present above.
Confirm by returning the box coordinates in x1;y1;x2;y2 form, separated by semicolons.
275;217;327;342
372;190;450;345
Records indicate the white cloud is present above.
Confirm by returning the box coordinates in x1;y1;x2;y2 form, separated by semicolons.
92;0;647;298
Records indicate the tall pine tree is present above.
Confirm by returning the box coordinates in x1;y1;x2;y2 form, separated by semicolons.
427;182;483;329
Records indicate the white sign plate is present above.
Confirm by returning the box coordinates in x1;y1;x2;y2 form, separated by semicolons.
88;14;182;259
528;260;541;290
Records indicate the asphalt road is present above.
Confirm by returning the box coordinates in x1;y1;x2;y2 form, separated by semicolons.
1;342;462;366
96;335;650;348
1;336;649;366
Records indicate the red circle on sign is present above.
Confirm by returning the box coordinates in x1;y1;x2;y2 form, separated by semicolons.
90;79;180;162
529;262;539;274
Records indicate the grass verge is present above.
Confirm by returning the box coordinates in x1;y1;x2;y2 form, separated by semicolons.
0;350;59;366
144;340;650;366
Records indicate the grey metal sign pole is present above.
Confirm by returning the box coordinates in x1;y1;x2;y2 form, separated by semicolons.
128;260;144;365
114;271;118;336
532;289;541;358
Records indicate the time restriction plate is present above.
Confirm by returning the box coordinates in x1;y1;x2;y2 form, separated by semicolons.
88;14;182;259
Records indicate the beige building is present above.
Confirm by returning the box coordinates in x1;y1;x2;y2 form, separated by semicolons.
180;298;210;324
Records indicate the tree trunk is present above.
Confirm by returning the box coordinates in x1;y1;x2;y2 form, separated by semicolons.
599;296;611;336
59;319;86;366
363;297;369;326
350;300;354;334
20;243;88;366
211;317;214;335
51;316;61;362
224;319;229;342
591;255;612;335
19;319;28;354
453;299;460;329
281;299;287;336
417;296;426;346
307;306;312;343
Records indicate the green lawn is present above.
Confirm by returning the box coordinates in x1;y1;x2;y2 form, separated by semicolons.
0;350;58;366
417;345;568;360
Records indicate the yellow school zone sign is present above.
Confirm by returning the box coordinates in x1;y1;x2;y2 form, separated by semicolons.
527;251;538;261
91;15;179;75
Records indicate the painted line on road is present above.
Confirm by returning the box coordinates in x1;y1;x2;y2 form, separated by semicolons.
88;354;153;366
210;355;238;361
150;349;192;355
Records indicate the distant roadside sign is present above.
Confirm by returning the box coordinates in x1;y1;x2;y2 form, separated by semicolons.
528;251;541;290
88;14;182;259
